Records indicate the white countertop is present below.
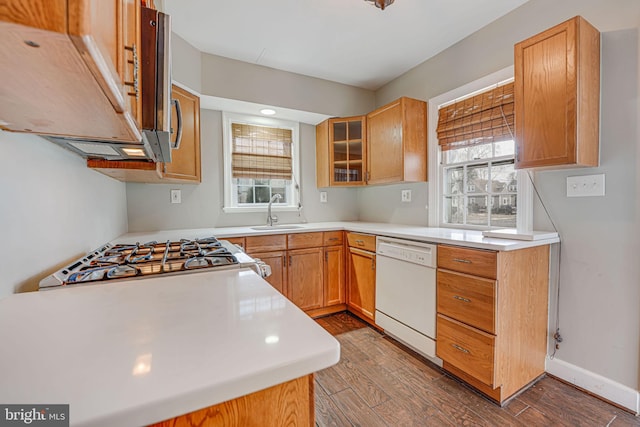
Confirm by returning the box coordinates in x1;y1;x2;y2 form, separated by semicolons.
116;221;559;251
0;269;340;426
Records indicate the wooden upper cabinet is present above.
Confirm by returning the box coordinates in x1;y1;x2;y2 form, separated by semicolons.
0;0;142;141
87;84;202;183
367;97;427;185
316;116;367;187
160;85;201;183
514;16;600;169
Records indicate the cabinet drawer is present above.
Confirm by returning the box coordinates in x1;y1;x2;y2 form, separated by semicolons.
438;245;497;279
437;270;496;334
245;235;287;252
436;314;495;387
224;237;246;251
346;232;376;252
287;232;323;249
323;231;344;246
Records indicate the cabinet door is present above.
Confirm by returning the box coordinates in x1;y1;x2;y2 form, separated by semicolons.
514;16;599;169
367;97;427;184
329;116;366;186
324;245;345;306
161;85;201;182
367;100;403;184
0;0;142;141
119;0;141;124
288;248;324;311
249;250;287;297
347;247;376;322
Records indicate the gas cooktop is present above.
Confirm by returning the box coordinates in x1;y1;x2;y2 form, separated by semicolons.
39;237;245;289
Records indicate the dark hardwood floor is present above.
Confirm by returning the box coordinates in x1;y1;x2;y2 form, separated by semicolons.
315;313;639;427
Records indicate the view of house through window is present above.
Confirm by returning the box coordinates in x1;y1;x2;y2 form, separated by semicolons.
442;140;517;227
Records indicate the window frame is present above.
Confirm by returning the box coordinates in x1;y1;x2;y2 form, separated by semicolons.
222;112;301;213
427;66;533;231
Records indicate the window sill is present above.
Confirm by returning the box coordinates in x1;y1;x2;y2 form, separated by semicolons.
222;206;300;214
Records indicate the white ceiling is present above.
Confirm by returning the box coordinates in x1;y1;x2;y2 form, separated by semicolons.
164;0;529;91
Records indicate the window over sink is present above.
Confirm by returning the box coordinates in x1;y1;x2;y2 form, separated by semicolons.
222;113;300;212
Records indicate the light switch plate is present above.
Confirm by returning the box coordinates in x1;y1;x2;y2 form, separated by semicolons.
567;174;605;197
170;189;181;204
320;191;328;203
401;189;411;202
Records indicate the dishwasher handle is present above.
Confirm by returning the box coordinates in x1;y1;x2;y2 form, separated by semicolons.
376;239;437;268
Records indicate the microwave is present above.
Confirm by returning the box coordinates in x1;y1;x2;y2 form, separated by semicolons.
44;7;178;163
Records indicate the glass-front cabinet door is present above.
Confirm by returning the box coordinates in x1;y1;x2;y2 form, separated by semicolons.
329;116;366;186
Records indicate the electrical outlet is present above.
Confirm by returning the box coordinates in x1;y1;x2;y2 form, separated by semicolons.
566;174;605;197
320;191;328;203
170;189;181;204
401;189;411;202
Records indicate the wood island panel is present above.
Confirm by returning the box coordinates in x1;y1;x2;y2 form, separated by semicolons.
149;374;314;427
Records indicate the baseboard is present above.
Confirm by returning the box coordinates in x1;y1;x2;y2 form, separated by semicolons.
546;357;639;415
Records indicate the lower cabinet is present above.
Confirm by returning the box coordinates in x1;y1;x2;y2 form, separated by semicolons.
324;245;345;306
346;232;377;324
250;250;287;296
288;247;324;311
244;231;346;316
436;244;550;404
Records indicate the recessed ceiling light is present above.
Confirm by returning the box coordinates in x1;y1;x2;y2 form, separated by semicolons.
260;108;276;116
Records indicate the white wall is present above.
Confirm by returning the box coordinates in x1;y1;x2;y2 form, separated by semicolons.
367;0;640;398
126;109;359;231
0;131;128;297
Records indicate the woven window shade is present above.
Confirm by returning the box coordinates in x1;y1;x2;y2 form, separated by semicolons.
437;81;514;151
231;123;293;180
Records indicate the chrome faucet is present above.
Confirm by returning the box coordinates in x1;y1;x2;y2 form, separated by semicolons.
266;194;282;226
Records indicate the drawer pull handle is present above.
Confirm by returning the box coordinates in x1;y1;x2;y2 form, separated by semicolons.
355;240;364;245
454;295;471;303
452;344;470;354
328;237;339;241
453;258;472;264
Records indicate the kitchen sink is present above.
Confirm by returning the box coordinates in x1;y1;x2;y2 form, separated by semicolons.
250;225;305;231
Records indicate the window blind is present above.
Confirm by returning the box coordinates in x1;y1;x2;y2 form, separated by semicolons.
437;81;514;151
231;123;293;180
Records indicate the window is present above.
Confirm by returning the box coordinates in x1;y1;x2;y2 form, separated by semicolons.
442;141;517;227
429;73;531;230
222;113;300;212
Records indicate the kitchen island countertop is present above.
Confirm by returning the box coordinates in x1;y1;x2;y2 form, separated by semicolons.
0;269;339;426
116;221;559;251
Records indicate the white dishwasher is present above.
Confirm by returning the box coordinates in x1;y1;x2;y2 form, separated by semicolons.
375;236;439;360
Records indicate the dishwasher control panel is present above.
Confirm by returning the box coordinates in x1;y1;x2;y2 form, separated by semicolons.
376;237;437;268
